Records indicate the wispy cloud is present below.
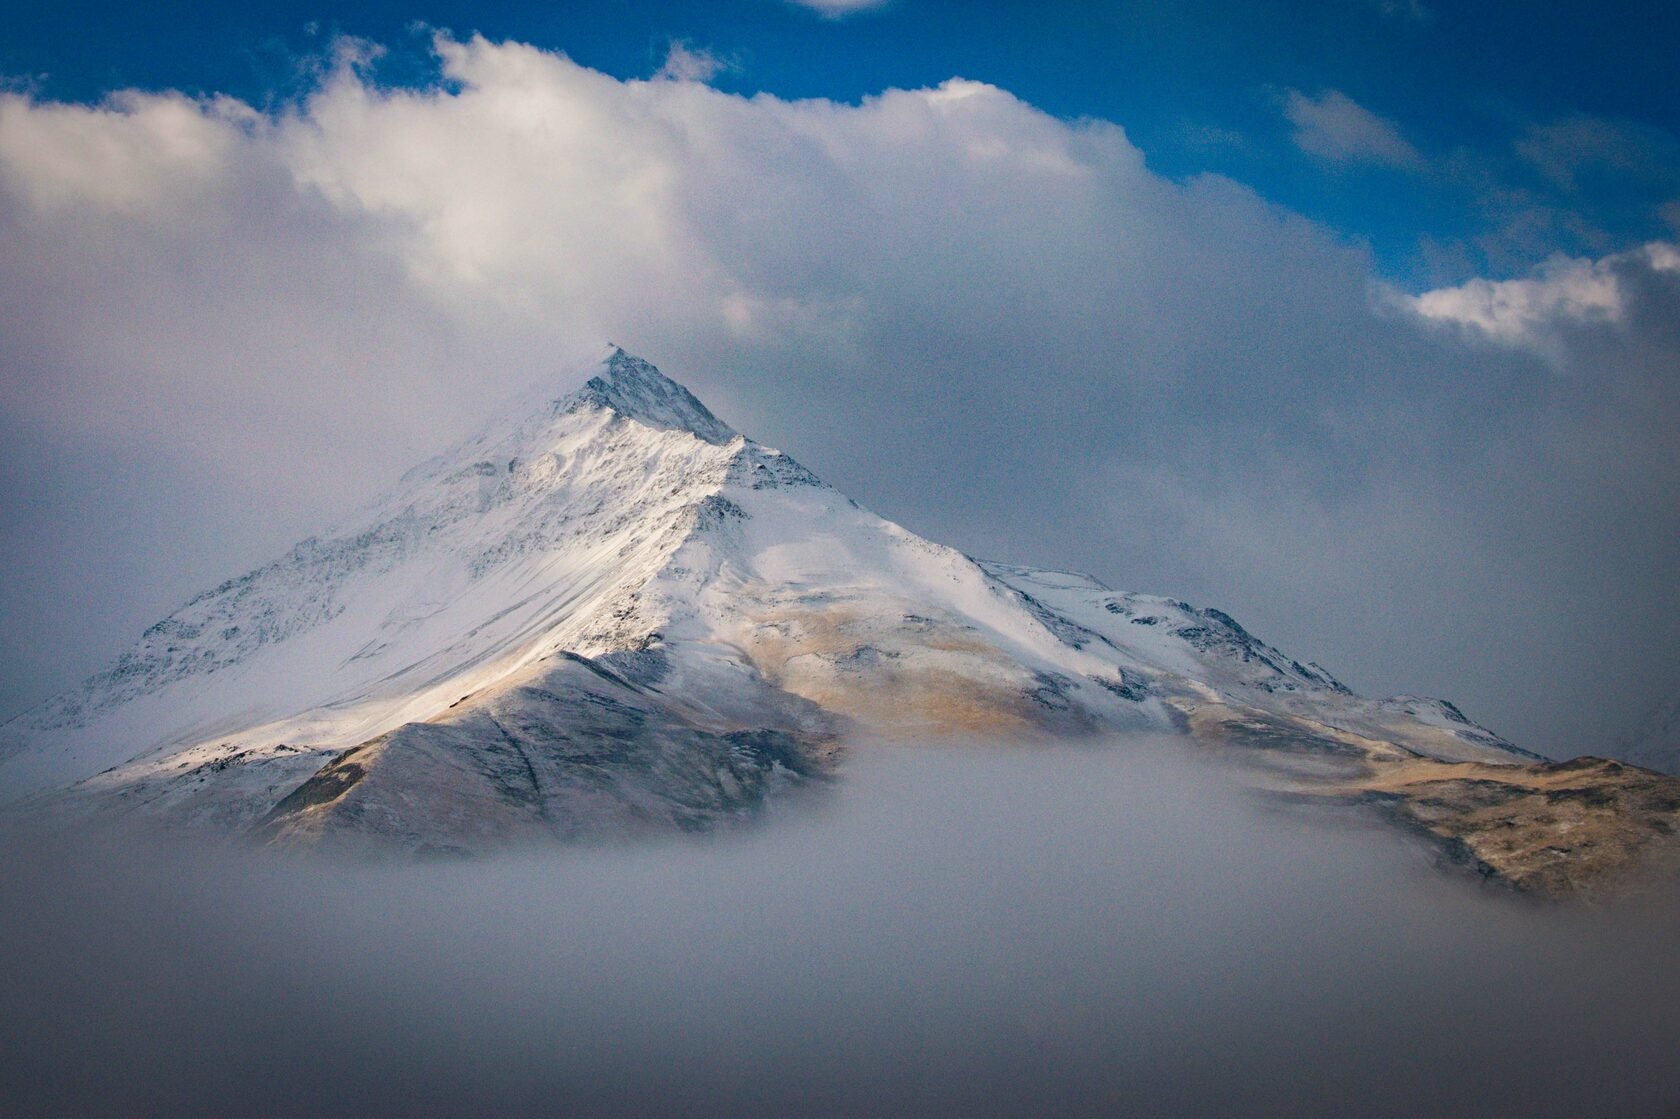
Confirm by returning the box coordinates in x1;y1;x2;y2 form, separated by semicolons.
783;0;890;17
1373;0;1432;23
1283;88;1424;170
1516;112;1680;193
654;41;734;84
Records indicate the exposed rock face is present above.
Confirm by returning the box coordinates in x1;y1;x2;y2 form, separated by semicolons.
254;651;834;854
5;348;1678;896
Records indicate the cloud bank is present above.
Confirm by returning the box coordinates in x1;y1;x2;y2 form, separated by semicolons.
0;33;1676;757
2;744;1678;1118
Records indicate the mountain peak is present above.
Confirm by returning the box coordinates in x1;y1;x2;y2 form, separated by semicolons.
11;347;1659;898
572;347;738;445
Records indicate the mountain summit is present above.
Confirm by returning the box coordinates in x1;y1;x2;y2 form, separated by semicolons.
574;347;737;444
4;350;1677;892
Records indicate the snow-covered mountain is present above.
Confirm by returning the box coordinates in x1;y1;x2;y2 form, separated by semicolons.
4;349;1676;891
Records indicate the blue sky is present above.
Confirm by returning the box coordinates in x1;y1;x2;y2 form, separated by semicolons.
7;0;1679;285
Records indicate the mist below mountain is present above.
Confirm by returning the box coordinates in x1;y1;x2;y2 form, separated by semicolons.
4;740;1678;1118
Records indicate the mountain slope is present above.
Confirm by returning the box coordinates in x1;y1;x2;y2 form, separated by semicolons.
5;348;1677;893
3;352;756;794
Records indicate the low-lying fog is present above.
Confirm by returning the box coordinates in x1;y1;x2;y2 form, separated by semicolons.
3;738;1678;1118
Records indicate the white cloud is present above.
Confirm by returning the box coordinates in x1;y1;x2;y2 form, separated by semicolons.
654;41;732;84
0;34;1676;758
0;90;258;217
1405;242;1678;356
1283;89;1423;170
